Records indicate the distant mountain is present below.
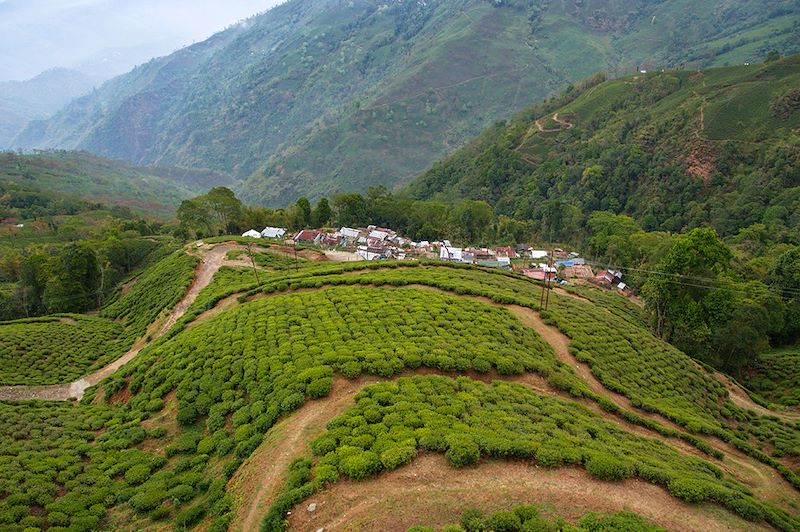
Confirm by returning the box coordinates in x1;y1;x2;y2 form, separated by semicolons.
407;55;800;239
0;69;100;148
12;0;800;206
0;150;235;217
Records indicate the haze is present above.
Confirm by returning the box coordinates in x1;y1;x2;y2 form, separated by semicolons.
0;0;284;81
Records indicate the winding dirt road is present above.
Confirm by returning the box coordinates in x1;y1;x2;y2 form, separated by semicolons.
0;244;239;402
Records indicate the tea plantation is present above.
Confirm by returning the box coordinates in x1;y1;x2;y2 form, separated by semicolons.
744;348;800;407
0;316;126;385
0;249;798;531
263;376;798;531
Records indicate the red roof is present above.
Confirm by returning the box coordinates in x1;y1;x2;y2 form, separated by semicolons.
295;230;321;241
495;246;517;258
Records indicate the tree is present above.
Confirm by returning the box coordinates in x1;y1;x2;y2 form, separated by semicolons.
332;193;369;227
312;198;332;227
295;197;312;228
42;243;100;313
451;200;493;244
177;188;243;236
640;228;775;369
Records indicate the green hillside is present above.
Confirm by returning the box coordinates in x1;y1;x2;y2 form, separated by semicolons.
409;55;800;239
0;243;798;531
0;151;234;217
12;0;800;205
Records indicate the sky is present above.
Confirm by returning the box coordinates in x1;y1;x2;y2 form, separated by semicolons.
0;0;285;81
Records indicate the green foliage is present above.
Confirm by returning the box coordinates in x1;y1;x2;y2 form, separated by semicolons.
0;315;125;385
100;249;199;342
291;375;797;530
0;151;208;217
20;1;800;206
410;56;800;243
743;348;800;406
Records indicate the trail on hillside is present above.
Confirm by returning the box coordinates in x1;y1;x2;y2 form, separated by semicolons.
287;454;767;532
713;371;800;423
0;244;240;402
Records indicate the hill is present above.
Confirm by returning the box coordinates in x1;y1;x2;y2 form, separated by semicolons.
11;0;800;205
0;69;99;148
0;242;798;530
408;55;800;239
0;150;235;217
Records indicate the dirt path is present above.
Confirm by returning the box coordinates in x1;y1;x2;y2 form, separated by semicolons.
713;371;800;422
229;377;381;532
534;113;574;133
0;244;239;402
288;454;767;532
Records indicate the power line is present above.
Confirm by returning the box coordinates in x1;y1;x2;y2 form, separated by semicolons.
583;260;800;298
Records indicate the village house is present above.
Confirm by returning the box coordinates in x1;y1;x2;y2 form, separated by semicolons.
261;226;287;239
241;229;262;238
495;246;517;259
293;229;323;245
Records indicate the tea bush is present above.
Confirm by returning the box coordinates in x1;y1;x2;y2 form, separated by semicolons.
272;375;798;531
0;315;126;384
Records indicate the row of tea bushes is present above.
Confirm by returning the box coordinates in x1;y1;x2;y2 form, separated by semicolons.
0;315;126;385
263;376;799;531
409;504;665;532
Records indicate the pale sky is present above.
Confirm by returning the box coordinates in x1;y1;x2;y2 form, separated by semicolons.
0;0;285;81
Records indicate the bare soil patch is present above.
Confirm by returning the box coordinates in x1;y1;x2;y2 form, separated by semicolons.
288;454;765;532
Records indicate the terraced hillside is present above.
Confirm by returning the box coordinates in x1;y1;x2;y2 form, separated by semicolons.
0;241;798;531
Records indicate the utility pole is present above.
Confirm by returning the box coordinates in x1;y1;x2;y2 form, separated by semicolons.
539;247;547;311
246;242;260;284
544;249;553;311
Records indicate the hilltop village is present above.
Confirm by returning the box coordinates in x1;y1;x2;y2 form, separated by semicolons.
241;224;628;292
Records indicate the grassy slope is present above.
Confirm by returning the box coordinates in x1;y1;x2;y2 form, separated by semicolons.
408;54;800;235
12;0;800;205
0;151;234;217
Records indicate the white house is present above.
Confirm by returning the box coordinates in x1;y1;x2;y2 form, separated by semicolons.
369;230;389;241
439;245;463;262
530;249;549;260
356;245;383;261
261;226;287;239
242;229;262;238
339;227;360;239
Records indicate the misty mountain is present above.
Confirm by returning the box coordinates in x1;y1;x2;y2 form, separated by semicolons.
13;0;800;206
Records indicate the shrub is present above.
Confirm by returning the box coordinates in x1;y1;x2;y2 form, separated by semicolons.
175;504;206;528
339;451;380;479
445;434;480;468
307;377;333;399
667;478;709;503
124;463;151;485
129;489;166;512
461;508;486;531
485;510;522;531
584;452;632;481
380;446;417;470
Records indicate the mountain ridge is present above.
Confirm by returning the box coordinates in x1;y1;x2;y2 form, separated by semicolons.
11;0;800;206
